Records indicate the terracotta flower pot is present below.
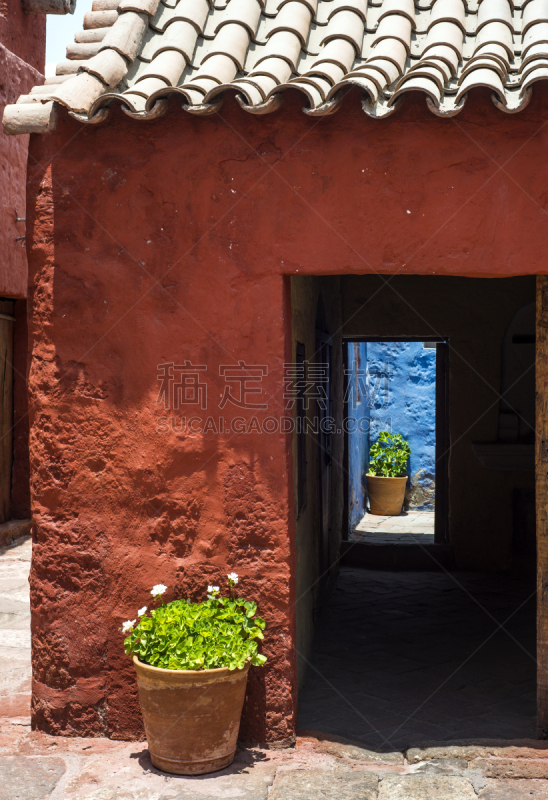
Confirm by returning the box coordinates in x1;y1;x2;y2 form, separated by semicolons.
133;656;250;775
366;474;408;516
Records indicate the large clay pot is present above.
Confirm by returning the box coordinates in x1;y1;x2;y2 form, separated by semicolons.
366;474;408;516
134;656;250;775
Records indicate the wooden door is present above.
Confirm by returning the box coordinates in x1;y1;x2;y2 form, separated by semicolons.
0;300;14;524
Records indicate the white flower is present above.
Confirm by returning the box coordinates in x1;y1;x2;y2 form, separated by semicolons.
207;585;220;594
151;584;167;597
122;619;136;633
227;573;239;584
137;606;147;616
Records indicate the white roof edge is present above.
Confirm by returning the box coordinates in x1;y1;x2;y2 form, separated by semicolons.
3;101;58;135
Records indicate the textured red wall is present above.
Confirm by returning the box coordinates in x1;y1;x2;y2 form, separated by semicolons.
26;85;548;741
0;44;43;299
0;0;45;72
0;5;45;299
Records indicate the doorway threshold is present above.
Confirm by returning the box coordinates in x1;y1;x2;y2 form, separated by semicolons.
296;730;548;790
355;510;435;538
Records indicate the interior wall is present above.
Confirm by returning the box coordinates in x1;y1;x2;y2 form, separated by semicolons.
341;275;536;570
500;303;535;441
291;276;344;687
347;342;369;529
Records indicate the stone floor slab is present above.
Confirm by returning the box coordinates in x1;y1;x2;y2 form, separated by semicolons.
471;758;548;780
138;764;276;800
412;758;468;775
0;692;31;717
0;755;65;800
354;511;435;538
408;743;548;763
299;732;404;766
0;538;32;704
0;612;31;630
378;774;476;799
270;768;379;799
478;780;548;799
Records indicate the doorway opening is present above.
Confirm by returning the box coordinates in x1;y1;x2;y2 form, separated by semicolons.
0;299;14;523
345;337;448;547
293;274;537;748
0;298;31;724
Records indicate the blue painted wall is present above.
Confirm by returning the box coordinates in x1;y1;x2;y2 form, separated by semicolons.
347;341;436;528
347;342;369;529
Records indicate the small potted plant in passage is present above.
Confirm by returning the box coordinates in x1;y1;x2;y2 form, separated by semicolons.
123;574;266;775
366;431;411;516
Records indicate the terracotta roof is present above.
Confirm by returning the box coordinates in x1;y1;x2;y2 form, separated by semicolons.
4;0;548;132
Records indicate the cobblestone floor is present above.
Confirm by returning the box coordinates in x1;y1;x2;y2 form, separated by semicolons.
352;511;435;544
2;720;548;799
2;537;547;799
298;567;537;749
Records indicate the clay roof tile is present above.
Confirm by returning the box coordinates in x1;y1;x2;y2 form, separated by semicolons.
4;0;548;131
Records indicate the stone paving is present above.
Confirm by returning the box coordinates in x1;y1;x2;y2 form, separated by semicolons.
352;511;435;544
2;537;548;798
0;535;31;720
3;722;548;799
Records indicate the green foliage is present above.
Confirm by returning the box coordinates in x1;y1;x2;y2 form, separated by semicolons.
123;590;267;671
368;431;411;478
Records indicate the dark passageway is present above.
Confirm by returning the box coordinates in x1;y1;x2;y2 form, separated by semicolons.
298;566;536;750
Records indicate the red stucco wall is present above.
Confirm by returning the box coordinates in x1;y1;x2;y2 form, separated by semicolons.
0;39;43;299
0;0;45;72
26;85;548;740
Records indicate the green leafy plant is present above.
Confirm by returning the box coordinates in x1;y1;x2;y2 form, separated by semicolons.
368;432;411;478
123;575;267;671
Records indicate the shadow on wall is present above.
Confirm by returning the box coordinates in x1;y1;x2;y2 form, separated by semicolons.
499;302;535;443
